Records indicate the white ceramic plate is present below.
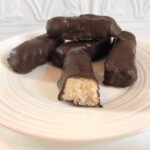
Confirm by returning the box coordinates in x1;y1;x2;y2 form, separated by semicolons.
0;30;150;143
0;139;10;150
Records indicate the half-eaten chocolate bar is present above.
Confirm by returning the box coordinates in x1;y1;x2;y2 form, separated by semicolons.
58;50;101;107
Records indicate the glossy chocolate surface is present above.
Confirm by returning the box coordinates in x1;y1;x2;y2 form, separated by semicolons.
58;50;100;105
46;14;122;40
51;38;112;68
103;31;137;87
8;34;63;73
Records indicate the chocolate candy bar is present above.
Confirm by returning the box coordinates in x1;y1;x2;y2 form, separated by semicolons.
103;31;137;87
51;38;112;68
8;34;63;73
58;50;100;107
46;14;122;40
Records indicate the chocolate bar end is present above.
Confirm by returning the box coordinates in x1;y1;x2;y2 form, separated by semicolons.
58;77;100;107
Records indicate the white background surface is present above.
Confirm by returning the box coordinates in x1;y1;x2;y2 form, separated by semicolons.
0;0;150;42
1;126;150;150
0;0;150;149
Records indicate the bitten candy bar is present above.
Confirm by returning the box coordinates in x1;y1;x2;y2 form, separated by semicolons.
103;31;137;87
7;34;63;74
51;38;112;68
58;50;101;107
46;14;122;40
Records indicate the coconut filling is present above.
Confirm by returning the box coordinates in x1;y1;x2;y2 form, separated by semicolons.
61;77;100;106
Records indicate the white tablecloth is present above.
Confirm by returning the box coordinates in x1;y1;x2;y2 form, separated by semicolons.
0;30;150;150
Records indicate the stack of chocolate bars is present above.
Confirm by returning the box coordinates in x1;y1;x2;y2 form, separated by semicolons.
8;14;137;107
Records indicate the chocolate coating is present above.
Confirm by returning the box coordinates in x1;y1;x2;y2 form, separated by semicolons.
103;31;137;87
51;38;112;68
58;50;100;106
8;34;63;73
46;14;122;40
